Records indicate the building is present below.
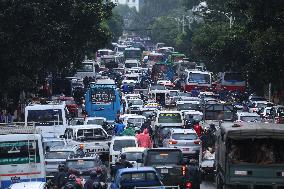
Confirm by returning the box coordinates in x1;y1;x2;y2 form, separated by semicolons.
111;0;144;12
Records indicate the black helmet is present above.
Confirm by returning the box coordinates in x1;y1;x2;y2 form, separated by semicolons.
90;171;97;178
58;163;65;171
120;153;126;159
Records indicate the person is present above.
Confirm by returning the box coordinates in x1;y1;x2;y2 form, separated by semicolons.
113;154;133;177
63;174;82;189
140;118;153;137
84;171;97;189
256;143;274;164
53;164;69;189
122;124;136;136
114;120;125;136
228;144;241;163
193;123;204;138
122;83;129;93
136;128;152;148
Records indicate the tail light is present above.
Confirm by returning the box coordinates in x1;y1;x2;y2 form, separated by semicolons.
182;165;186;175
194;140;200;145
185;182;192;189
275;117;280;124
169;140;177;145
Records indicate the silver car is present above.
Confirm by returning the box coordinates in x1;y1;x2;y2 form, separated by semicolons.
162;128;201;160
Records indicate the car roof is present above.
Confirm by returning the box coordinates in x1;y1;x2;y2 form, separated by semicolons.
236;112;259;116
170;128;196;134
118;167;157;174
10;182;46;189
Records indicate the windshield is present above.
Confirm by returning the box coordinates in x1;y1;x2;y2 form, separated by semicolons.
124;50;141;59
184;114;203;122
86;119;104;125
129;100;143;106
172;133;198;140
188;73;211;84
224;73;244;82
120;172;161;186
27;109;63;126
205;111;233;120
228;139;284;164
150;85;167;90
177;103;200;111
158;113;182;123
113;140;136;151
77;63;93;72
43;141;65;149
76;129;107;141
125;63;138;68
91;88;115;103
124;152;143;161
66;160;97;170
45;151;74;159
146;151;182;165
0;140;40;165
240;116;261;122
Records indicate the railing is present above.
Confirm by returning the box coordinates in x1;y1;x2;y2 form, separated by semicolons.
0;122;37;134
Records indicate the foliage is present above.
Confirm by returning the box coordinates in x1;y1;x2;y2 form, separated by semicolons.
0;0;115;103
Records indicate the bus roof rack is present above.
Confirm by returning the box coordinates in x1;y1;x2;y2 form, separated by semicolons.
0;122;37;135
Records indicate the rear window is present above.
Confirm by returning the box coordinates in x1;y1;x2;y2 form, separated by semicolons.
113;140;136;151
124;152;143;161
172;133;197;140
158;113;182;123
146;151;182;165
45;151;74;159
120;172;161;185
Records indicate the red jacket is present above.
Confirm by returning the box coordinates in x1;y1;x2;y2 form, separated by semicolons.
136;129;152;148
193;124;203;138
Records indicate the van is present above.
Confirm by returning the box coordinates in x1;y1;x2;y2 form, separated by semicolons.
109;136;138;175
0;125;46;189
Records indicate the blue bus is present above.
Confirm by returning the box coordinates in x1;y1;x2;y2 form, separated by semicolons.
85;79;121;121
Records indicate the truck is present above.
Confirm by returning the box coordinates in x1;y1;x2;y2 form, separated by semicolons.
215;122;284;189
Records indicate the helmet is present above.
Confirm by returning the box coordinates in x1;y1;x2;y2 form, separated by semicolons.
120;153;126;160
90;171;97;178
58;163;65;171
68;174;76;181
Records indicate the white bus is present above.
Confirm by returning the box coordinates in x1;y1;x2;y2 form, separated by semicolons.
0;127;45;189
25;103;69;138
74;59;96;80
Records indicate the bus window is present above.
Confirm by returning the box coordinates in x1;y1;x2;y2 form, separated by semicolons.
27;109;63;125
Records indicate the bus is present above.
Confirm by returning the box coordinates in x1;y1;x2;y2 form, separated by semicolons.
218;72;246;92
168;52;186;64
96;49;114;61
85;79;121;121
0;126;45;188
174;61;197;77
147;53;164;67
74;59;96;80
124;47;142;60
182;69;212;92
151;62;174;82
25;103;69;138
100;55;118;70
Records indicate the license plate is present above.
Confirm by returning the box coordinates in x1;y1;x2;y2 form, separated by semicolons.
183;148;189;151
161;169;168;174
11;176;20;183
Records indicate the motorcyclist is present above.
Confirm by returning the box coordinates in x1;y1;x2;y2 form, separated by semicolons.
84;171;97;189
136;128;152;148
63;174;82;189
140;118;153;137
113;153;133;176
193;121;204;138
53;163;69;189
114;119;125;136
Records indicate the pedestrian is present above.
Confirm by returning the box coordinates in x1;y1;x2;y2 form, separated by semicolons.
136;128;152;148
114;120;125;136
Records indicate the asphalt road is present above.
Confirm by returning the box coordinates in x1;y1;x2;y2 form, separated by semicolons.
201;181;215;189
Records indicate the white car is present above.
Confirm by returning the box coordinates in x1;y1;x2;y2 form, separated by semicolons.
120;147;145;168
9;182;46;189
248;101;274;113
235;112;261;122
84;117;107;126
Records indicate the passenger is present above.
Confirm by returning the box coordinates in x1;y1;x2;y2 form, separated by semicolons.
228;144;241;163
136;128;152;148
114;120;125;136
63;174;82;189
53;164;69;189
256;144;275;164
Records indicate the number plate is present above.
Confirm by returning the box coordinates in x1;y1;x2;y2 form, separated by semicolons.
161;169;168;174
183;148;189;151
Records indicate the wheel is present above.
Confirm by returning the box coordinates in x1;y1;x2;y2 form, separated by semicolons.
216;175;224;189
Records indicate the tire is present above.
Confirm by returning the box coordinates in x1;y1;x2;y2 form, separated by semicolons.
216;175;224;189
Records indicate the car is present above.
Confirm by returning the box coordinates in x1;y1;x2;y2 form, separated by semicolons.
119;114;146;131
109;136;138;175
234;112;262;122
162;128;202;161
66;153;107;182
111;167;164;189
42;137;67;153
248;101;274;113
126;98;144;114
120;147;145;168
142;148;201;189
9;182;46;189
154;126;183;147
45;145;79;175
84;117;107;126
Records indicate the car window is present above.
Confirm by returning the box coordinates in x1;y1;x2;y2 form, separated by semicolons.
113;140;136;151
45;151;74;159
172;133;198;140
146;151;182;165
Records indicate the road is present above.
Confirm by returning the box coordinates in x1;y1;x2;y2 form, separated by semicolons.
201;181;215;189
